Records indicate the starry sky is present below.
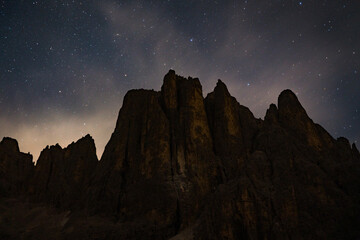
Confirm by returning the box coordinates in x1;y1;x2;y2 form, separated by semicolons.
1;0;359;161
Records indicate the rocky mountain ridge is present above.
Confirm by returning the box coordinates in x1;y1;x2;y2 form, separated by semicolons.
0;70;359;239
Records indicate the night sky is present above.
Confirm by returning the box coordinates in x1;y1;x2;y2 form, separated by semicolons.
1;0;359;161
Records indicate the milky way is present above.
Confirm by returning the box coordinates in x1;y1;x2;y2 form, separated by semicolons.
0;0;359;161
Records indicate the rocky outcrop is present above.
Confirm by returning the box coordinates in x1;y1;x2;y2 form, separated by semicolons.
0;70;359;239
87;89;177;238
160;71;218;228
31;134;98;209
87;71;219;238
193;88;360;239
205;80;260;179
0;137;34;196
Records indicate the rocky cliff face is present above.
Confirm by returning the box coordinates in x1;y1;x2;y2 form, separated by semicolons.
0;70;359;239
0;137;33;196
205;80;261;179
87;71;219;238
195;87;360;239
31;134;98;210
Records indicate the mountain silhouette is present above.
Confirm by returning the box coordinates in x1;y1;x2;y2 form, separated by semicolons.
0;70;359;239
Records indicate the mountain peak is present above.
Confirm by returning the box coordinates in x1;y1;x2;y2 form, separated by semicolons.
279;88;297;98
167;68;176;76
214;79;230;96
278;89;302;111
278;89;309;124
265;103;279;123
1;137;20;153
68;134;94;147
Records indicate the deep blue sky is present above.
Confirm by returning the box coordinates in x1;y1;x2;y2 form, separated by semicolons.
0;0;359;160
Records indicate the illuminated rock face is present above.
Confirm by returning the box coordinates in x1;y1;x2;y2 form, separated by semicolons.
1;70;360;239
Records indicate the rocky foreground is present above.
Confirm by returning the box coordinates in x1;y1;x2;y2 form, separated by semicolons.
1;70;359;239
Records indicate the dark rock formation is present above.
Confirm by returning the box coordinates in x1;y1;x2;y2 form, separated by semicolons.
87;71;218;238
87;89;178;238
205;79;261;180
193;87;360;239
0;137;33;196
0;70;359;239
31;134;98;209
